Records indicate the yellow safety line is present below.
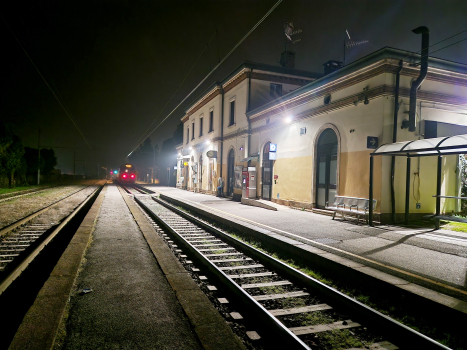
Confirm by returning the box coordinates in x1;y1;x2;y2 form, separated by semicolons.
162;192;467;297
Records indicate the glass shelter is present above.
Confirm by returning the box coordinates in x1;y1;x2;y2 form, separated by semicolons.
369;134;467;227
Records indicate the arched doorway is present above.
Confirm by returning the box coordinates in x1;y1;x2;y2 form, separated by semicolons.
262;142;273;200
227;149;235;196
199;155;203;191
316;129;338;208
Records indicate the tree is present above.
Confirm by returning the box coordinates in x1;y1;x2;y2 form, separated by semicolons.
129;138;157;181
4;135;24;187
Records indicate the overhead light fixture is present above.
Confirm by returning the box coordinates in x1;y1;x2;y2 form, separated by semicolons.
189;146;193;150
285;116;293;124
206;140;211;145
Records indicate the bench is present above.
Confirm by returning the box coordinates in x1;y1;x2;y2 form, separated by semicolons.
325;196;377;224
426;195;467;229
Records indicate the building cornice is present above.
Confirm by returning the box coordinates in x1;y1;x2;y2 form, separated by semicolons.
181;86;222;123
247;84;467;135
248;59;467;122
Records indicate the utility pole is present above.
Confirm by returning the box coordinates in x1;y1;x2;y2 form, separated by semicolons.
73;151;76;181
37;129;41;185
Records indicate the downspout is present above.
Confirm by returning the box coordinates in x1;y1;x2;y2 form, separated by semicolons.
409;26;429;132
220;86;225;179
391;60;403;223
246;69;252;160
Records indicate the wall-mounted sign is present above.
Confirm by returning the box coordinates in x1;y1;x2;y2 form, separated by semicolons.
367;136;378;149
206;150;218;158
269;143;277;152
269;152;277;160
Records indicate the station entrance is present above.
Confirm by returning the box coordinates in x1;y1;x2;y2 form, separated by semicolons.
316;129;338;208
262;142;273;200
227;149;235;196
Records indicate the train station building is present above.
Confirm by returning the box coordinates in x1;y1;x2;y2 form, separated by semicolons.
177;47;467;223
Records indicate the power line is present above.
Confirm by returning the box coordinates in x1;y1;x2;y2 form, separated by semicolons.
134;32;217;148
127;0;283;158
413;36;467;66
1;16;92;149
400;28;467;62
426;36;467;55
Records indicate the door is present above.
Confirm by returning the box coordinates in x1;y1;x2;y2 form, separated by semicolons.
262;142;273;200
316;129;338;208
199;155;203;190
227;149;235;196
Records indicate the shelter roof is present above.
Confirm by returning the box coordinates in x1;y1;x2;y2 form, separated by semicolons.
373;134;467;157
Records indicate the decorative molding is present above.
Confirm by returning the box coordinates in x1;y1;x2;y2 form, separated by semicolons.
251;72;313;86
182;86;222;122
249;59;467;122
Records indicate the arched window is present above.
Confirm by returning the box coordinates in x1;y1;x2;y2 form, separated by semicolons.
227;149;235;196
316;129;338;208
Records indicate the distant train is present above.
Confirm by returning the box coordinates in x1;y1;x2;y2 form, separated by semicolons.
118;163;137;183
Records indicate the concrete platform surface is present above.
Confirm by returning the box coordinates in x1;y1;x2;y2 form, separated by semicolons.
62;185;203;349
151;186;467;298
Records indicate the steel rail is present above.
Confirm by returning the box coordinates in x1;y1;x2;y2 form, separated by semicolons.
134;195;310;350
0;182;101;238
144;195;449;350
0;184;103;296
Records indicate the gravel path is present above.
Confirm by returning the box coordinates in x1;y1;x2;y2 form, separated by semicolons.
0;182;98;230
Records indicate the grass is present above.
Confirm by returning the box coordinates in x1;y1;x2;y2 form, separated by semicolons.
445;221;467;233
225;231;465;349
317;329;365;350
0;185;41;195
175;204;466;348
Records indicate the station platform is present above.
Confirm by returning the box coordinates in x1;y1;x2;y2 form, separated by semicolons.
151;186;467;313
61;185;206;349
10;184;244;349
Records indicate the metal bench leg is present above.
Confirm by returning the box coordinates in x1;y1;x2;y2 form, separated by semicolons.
332;211;336;220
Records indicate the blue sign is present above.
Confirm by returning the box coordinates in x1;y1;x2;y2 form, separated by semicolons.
367;136;378;149
269;143;277;152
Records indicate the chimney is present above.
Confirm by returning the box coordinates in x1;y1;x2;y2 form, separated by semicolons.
280;51;295;68
323;60;343;75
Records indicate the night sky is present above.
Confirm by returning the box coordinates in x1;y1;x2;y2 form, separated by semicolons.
2;0;466;175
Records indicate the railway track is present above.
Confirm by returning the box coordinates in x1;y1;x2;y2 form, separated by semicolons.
120;185;449;350
0;183;103;295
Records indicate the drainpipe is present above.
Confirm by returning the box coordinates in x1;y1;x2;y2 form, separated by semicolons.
246;69;253;160
391;60;403;223
220;86;225;179
409;26;429;132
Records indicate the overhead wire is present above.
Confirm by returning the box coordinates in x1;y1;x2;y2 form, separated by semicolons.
399;28;467;63
1;15;92;149
127;0;283;158
133;32;217;148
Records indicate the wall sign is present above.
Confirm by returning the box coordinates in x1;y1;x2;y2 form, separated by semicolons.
269;143;277;152
269;152;277;160
206;150;218;158
367;136;378;149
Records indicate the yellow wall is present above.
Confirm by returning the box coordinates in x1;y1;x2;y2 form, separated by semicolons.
271;156;313;202
339;150;382;211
